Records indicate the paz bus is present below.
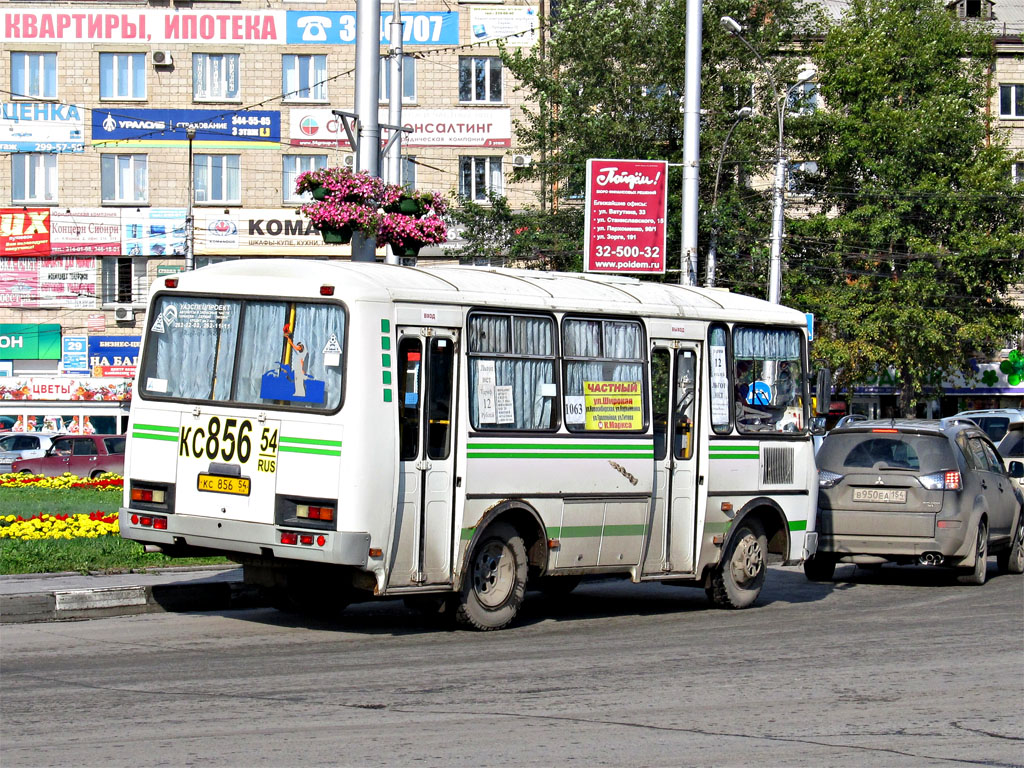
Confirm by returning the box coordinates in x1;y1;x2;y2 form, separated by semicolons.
120;260;827;629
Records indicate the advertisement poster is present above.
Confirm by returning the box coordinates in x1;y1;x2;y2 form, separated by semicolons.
0;208;50;257
92;108;280;149
122;208;186;257
50;209;121;256
583;381;643;431
469;7;538;47
0;323;61;359
289;108;511;148
193;209;345;255
89;335;141;377
0;102;85;153
0;377;131;401
584;159;668;274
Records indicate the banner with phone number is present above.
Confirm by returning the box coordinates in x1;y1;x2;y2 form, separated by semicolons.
584;159;667;274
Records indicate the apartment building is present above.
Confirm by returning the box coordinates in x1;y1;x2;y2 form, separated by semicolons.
0;0;543;431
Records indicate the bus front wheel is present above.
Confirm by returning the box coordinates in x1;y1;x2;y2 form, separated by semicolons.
456;521;528;631
706;518;768;609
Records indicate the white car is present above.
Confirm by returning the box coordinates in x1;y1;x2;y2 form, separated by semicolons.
0;432;58;474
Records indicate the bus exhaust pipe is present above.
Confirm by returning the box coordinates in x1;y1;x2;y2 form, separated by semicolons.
918;552;944;566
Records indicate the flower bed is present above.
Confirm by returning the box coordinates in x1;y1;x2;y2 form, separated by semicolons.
1;511;119;540
0;472;123;491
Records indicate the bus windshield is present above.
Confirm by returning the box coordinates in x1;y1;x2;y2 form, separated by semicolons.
139;294;346;411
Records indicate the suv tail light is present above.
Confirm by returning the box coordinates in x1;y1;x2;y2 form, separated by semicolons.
919;470;962;491
818;469;844;488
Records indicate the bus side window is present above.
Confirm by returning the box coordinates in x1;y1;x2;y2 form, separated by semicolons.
651;349;670;461
674;350;696;460
426;337;454;460
398;338;422;461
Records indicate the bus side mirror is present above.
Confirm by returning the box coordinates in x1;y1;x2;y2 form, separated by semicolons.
1009;461;1024;479
814;369;832;416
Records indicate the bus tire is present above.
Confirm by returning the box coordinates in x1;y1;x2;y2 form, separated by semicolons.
456;521;528;631
706;518;768;609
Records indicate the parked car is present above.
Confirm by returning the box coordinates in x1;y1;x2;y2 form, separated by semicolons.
0;432;58;474
9;435;126;478
954;408;1024;443
997;422;1024;487
806;418;1024;585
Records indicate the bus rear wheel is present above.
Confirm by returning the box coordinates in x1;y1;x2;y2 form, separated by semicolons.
456;521;527;631
706;519;768;609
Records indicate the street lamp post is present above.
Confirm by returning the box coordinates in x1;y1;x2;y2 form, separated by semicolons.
706;105;751;287
185;127;196;272
720;16;815;303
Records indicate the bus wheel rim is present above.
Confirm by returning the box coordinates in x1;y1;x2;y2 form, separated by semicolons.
472;540;514;609
731;533;763;585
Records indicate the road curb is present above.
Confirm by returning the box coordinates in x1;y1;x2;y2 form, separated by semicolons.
0;581;265;624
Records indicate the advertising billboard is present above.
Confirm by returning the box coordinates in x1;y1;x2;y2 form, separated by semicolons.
584;159;668;274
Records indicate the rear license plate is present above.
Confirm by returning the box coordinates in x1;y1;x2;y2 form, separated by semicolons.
197;474;250;496
853;487;907;503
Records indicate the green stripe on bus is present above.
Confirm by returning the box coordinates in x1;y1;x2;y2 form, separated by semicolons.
548;524;647;538
468;443;650;451
279;445;342;456
708;445;759;460
133;424;179;433
132;431;179;442
703;521;733;534
461;527;475;540
789;520;808;532
468;452;653;459
280;436;343;447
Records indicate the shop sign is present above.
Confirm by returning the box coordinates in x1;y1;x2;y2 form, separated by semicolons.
50;208;121;256
88;335;141;377
0;102;85;153
0;377;131;401
0;323;61;360
0;208;50;257
584;159;668;274
469;7;538;47
61;335;90;374
156;265;186;276
193;209;344;255
123;208;187;257
0;257;97;309
87;313;106;333
285;10;458;45
288;107;511;148
92;108;280;149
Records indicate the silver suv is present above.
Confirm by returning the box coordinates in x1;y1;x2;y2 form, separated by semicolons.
954;408;1024;443
806;418;1024;584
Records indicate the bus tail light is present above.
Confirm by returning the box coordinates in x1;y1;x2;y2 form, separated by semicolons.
131;514;168;529
132;487;166;504
281;531;298;545
164;278;178;288
130;481;174;511
320;285;335;296
279;530;327;547
297;504;334;522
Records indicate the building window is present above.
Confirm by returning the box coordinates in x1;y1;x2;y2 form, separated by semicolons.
459;57;502;103
193;54;240;101
459;156;502;201
1013;162;1023;184
11;52;57;99
401;156;416;191
194;154;240;204
101;155;148;204
379;55;416;103
954;0;991;19
100;53;146;100
12;154;57;203
999;84;1024;119
101;257;147;305
283;154;327;202
282;54;327;102
787;81;818;115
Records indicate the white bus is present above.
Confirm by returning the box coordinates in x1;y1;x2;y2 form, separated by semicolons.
121;260;826;629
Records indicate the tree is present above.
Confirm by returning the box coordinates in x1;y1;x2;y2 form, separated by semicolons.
787;0;1024;415
485;0;810;287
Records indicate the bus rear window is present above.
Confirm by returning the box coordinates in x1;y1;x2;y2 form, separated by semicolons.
139;295;345;411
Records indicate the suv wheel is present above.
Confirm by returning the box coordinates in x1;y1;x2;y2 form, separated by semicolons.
996;514;1024;575
957;521;988;586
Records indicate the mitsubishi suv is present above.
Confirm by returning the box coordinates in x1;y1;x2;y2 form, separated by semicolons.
805;418;1024;584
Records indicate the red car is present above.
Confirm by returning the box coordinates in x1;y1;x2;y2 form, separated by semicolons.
10;435;126;478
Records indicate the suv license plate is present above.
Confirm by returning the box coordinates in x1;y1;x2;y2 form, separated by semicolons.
197;474;251;496
853;488;907;503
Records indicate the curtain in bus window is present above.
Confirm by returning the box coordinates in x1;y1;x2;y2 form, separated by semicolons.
468;314;554;430
290;303;344;408
733;328;800;360
234;302;288;403
144;297;241;400
732;327;804;433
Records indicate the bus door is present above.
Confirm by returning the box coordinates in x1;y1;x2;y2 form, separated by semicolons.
643;343;701;576
388;327;459;588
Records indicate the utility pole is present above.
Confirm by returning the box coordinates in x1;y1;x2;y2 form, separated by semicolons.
351;0;382;262
185;127;196;271
679;0;703;286
385;0;404;266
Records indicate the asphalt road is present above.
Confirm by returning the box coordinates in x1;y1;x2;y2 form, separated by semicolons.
1;564;1022;768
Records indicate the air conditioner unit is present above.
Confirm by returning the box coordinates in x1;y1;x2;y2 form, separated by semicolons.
343;153;355;169
512;154;533;168
114;306;135;323
152;50;174;67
